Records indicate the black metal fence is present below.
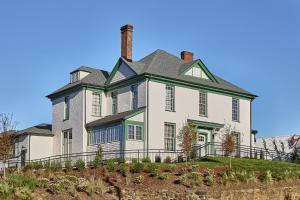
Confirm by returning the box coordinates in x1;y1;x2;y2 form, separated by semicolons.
6;142;293;169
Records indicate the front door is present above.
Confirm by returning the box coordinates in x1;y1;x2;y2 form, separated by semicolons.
62;129;72;156
197;133;207;157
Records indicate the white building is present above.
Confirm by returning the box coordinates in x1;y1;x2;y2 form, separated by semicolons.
10;24;258;163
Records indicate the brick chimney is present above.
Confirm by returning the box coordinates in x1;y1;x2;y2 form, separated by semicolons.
181;51;194;62
120;24;133;61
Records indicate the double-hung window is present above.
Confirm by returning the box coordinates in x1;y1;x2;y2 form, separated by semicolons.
165;85;175;111
164;123;176;151
64;96;70;120
199;91;207;116
131;84;138;110
92;92;101;117
232;98;240;122
62;129;72;155
127;124;143;141
112;91;118;115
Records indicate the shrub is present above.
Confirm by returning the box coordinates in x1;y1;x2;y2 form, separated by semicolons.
76;178;90;192
130;162;144;173
93;155;102;169
178;172;202;187
75;159;85;171
0;182;14;199
48;183;64;194
134;176;144;184
119;163;129;177
158;173;170;180
177;155;184;163
147;163;159;177
142;156;151;163
203;169;215;186
15;187;34;200
64;160;72;172
163;164;176;172
164;156;172;163
259;170;273;184
32;161;43;170
86;178;106;196
7;175;39;190
118;157;126;164
51;161;62;172
23;163;33;172
37;178;50;188
44;161;51;171
104;159;115;172
272;170;292;181
65;175;78;183
155;155;161;163
131;158;138;163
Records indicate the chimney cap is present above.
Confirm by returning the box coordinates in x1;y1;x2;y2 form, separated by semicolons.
120;24;133;32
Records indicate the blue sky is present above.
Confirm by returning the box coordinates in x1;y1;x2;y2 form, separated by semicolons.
0;0;299;137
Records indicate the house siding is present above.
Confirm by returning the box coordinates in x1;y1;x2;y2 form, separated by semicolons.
147;80;251;150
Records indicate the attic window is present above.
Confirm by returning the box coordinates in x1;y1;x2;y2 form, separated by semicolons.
70;72;80;83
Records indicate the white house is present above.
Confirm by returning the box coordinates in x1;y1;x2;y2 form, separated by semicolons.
9;24;257;164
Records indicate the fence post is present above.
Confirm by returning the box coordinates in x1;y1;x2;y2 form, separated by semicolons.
138;150;140;162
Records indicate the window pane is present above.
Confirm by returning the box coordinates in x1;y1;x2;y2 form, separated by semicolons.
112;92;118;114
199;92;207;116
92;93;101;116
64;97;70;120
164;123;175;151
131;85;138;110
128;125;135;140
232;98;239;121
136;126;142;140
165;85;175;111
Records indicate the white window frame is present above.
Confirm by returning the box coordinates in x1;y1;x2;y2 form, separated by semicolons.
92;92;101;117
199;91;207;117
62;129;72;155
165;85;175;111
70;72;80;83
127;124;143;141
164;122;176;151
232;98;240;122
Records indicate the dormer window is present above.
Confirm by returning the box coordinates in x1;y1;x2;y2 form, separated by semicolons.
70;72;80;83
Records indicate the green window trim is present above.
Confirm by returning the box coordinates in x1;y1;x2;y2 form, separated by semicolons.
124;120;144;142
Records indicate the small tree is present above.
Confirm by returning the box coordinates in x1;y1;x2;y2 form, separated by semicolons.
0;113;17;178
220;125;236;169
0;132;13;178
177;122;197;162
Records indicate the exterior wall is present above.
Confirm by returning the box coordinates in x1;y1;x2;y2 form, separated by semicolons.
107;81;146;115
125;112;145;151
29;135;53;160
52;89;85;156
85;89;105;123
147;80;251;151
111;63;135;83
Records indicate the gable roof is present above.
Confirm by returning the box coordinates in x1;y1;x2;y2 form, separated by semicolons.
124;49;256;97
48;50;257;99
47;66;109;99
16;123;53;137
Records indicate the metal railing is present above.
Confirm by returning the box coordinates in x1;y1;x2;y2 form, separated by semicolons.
6;142;294;169
195;142;291;161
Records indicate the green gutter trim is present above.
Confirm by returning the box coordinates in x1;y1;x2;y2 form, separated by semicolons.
188;119;224;129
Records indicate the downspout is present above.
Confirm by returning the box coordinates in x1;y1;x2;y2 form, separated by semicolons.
146;77;150;154
250;100;253;158
28;134;31;162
